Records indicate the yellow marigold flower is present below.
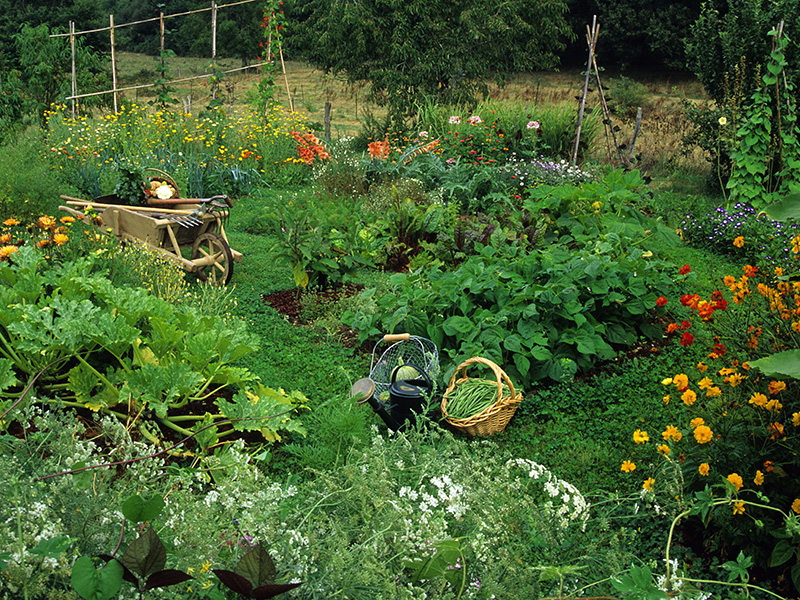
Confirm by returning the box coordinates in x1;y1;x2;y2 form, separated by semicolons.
682;389;697;406
662;425;682;442
706;386;722;397
690;417;705;429
698;377;714;390
754;470;764;486
0;245;18;259
657;444;671;456
792;235;800;254
725;373;745;387
697;361;708;372
621;460;636;473
718;367;736;376
694;425;713;444
661;377;673;386
793;499;800;514
2;218;19;226
733;236;744;248
662;394;670;404
53;233;68;246
60;216;75;223
793;322;800;334
769;381;787;395
765;399;783;413
674;374;689;389
793;412;800;427
727;473;743;491
643;477;655;491
38;215;56;230
733;501;745;515
749;392;767;407
775;267;784;277
0;233;9;243
723;275;736;289
633;429;649;444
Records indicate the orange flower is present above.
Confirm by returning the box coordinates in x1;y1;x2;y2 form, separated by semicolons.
697;361;708;372
621;460;636;473
53;233;68;246
666;323;679;333
769;422;785;440
673;374;689;390
754;470;764;486
764;461;774;473
0;233;10;243
59;216;75;224
765;399;783;413
768;381;786;395
793;412;800;427
657;444;671;456
727;473;743;491
705;386;722;397
724;373;745;387
733;236;745;248
0;244;18;259
38;215;56;230
3;218;19;226
682;389;697;406
690;417;705;429
699;463;710;476
748;393;767;407
793;499;800;514
694;425;713;444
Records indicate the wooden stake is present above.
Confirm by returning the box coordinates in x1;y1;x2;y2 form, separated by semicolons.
70;21;77;118
211;0;218;101
572;15;597;164
110;14;118;113
278;42;293;111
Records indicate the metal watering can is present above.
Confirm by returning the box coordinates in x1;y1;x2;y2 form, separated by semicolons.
350;364;433;431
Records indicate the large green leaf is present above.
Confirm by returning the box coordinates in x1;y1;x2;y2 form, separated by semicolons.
71;556;123;600
749;351;800;379
120;525;167;581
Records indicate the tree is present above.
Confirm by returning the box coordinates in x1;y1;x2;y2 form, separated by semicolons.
292;0;574;122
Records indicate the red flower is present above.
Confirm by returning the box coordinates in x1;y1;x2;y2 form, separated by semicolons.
680;332;695;346
680;320;691;330
656;296;668;307
713;343;726;356
679;264;691;275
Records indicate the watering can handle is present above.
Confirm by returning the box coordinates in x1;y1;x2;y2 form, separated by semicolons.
383;333;410;342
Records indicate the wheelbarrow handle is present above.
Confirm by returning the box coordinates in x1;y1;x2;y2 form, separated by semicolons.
383;333;411;342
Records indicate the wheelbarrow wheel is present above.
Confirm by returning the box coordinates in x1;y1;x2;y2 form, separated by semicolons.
191;232;233;285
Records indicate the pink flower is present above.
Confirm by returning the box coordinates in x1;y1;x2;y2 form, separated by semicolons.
449;116;461;124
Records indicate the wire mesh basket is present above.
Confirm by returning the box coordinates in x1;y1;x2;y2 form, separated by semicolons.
369;333;439;403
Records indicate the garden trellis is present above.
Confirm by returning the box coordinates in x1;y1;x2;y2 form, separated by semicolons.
50;0;288;116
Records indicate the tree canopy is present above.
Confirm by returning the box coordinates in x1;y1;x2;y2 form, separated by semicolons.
293;0;574;120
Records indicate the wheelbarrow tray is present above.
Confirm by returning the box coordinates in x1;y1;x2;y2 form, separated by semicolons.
58;195;242;285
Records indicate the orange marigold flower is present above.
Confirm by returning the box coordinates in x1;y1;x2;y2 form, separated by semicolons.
633;429;649;444
718;367;736;376
733;501;745;515
38;215;56;230
733;236;745;248
694;425;713;444
764;461;774;472
699;463;710;476
2;218;19;226
793;499;800;514
725;373;745;387
656;296;668;307
698;377;714;390
53;233;68;246
666;323;679;334
727;473;743;491
662;425;682;442
754;470;764;486
706;386;722;397
657;444;671;455
769;381;787;395
0;244;18;259
0;233;10;243
697;361;708;372
749;392;768;407
679;264;691;275
682;389;697;406
769;422;785;440
621;460;636;473
642;477;655;491
743;264;758;277
60;216;75;224
723;275;736;289
776;267;784;277
690;417;705;429
792;235;800;254
765;399;783;413
36;239;49;247
662;394;670;404
793;412;800;427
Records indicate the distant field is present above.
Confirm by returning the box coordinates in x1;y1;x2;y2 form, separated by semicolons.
110;52;708;168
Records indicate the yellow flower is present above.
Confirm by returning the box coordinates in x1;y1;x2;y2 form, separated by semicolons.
621;460;636;473
733;236;744;248
697;361;708;373
733;501;745;515
793;412;800;427
727;473;743;491
754;470;764;486
53;233;68;246
674;374;689;389
200;560;212;573
699;463;710;476
0;245;18;259
657;444;671;455
662;425;682;442
633;429;649;444
706;386;722;397
690;417;705;429
643;477;655;491
765;399;783;413
2;218;19;226
769;381;786;395
661;377;673;386
725;373;745;387
682;389;697;406
749;392;768;407
38;215;56;230
793;499;800;514
698;377;714;390
694;425;713;444
662;394;670;404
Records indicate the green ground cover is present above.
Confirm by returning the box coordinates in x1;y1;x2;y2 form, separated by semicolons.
1;69;799;600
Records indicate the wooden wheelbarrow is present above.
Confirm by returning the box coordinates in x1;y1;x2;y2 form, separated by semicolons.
59;194;243;285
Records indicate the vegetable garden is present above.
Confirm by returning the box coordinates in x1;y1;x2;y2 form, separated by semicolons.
2;52;800;600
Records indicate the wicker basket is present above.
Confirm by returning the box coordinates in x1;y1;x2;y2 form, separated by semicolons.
143;168;180;200
441;357;522;436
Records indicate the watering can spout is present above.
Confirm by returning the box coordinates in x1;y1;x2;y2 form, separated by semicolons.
349;378;403;431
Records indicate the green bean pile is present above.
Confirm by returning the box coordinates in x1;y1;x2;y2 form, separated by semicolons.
444;378;509;420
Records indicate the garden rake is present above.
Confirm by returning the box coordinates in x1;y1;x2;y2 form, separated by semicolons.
168;195;232;228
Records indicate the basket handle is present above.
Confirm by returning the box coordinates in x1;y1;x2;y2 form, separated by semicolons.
449;357;516;404
383;333;411;343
